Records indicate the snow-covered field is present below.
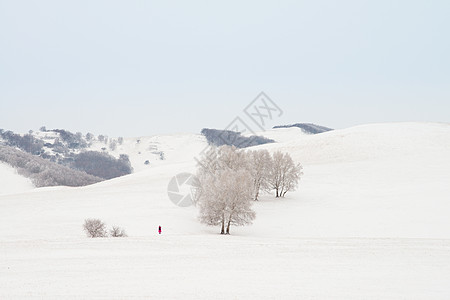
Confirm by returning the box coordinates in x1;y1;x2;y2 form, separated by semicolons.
2;237;449;299
1;122;450;299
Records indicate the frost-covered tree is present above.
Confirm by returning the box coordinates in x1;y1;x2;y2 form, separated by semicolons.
222;169;255;233
195;146;255;234
194;145;302;234
86;133;94;141
52;129;87;149
215;145;249;171
196;170;226;233
247;149;272;200
109;139;117;151
197;169;255;234
268;151;302;197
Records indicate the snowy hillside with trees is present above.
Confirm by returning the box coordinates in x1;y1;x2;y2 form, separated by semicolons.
1;122;450;299
0;128;207;187
273;123;333;134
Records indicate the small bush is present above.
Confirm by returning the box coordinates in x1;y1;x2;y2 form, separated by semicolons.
83;219;107;238
110;226;127;237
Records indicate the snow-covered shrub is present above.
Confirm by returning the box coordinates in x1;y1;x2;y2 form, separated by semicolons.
110;226;127;237
83;219;108;238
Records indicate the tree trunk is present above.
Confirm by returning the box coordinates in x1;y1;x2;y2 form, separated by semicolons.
226;212;233;234
220;214;225;234
253;180;259;201
275;188;279;198
254;188;260;201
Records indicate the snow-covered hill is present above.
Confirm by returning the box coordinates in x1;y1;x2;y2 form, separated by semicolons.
1;122;450;299
252;122;450;238
89;133;207;172
0;162;34;196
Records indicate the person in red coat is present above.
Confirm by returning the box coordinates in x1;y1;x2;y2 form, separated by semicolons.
158;226;161;234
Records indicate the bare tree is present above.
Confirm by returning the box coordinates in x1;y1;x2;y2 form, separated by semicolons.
197;145;248;175
268;151;302;197
86;132;94;141
195;146;255;234
223;169;256;234
247;149;272;200
197;169;255;234
83;219;107;238
110;226;127;237
194;145;302;235
269;151;283;197
109;140;117;151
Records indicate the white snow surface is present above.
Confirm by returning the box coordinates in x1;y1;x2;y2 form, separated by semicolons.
0;162;34;196
1;122;450;299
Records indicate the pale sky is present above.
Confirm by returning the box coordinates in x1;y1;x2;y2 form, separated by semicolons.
1;0;449;137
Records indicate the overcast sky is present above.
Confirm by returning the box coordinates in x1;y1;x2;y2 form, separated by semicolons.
1;0;449;137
